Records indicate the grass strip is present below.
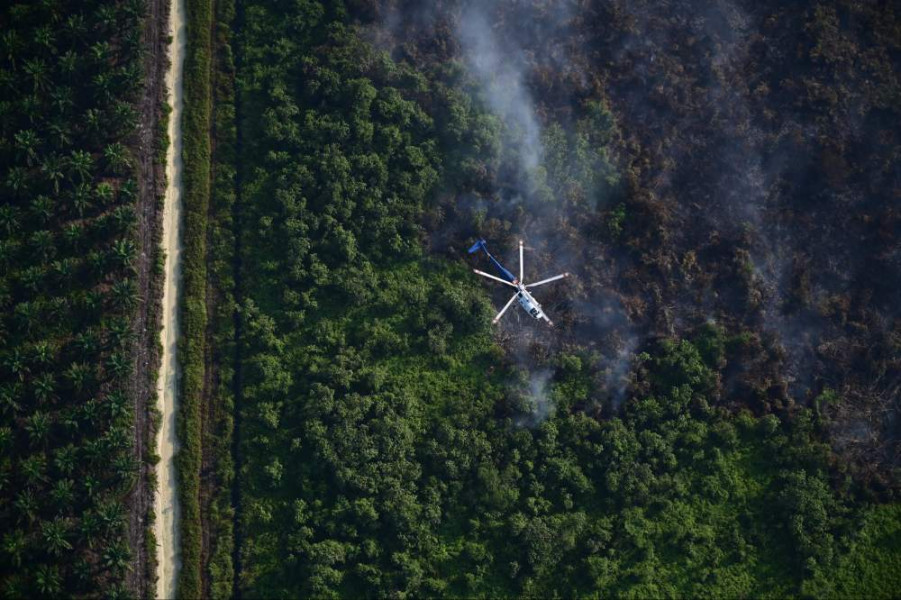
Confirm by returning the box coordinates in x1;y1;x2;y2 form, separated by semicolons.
177;0;213;595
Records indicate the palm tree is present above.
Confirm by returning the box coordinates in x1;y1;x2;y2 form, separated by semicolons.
107;352;131;380
106;389;130;420
30;229;56;262
50;478;75;509
104;143;130;174
123;27;143;58
110;278;138;310
124;0;146;20
21;94;42;125
78;511;100;548
74;330;100;356
60;408;79;435
113;100;138;133
112;453;138;486
23;57;50;92
51;258;74;289
95;5;118;34
25;411;51;446
65;362;92;393
82;475;100;500
41;153;65;193
71;183;93;217
95;181;115;207
93;71;115;104
1;530;26;568
0;239;14;268
108;318;134;347
0;382;22;415
58;50;78;77
110;238;136;269
42;518;73;557
33;25;57;54
96;499;125;532
50;86;74;114
1;30;22;66
13;301;38;334
0;205;20;234
0;76;12;109
63;223;85;251
33;372;56;404
48;121;72;149
102;540;131;575
84;108;102;139
38;0;62;24
0;576;25;598
14;489;38;523
47;297;69;325
5;166;29;198
106;584;133;600
53;444;77;476
111;205;136;231
34;565;63;596
68;150;93;182
5;349;30;382
87;249;106;276
80;398;100;425
82;437;106;466
20;455;47;488
82;289;104;315
30;195;54;224
106;426;131;453
20;266;44;294
31;341;54;366
64;14;87;44
119;178;138;202
72;558;94;589
13;129;40;166
89;41;111;64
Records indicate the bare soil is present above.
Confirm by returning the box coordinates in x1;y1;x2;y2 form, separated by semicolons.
126;0;170;596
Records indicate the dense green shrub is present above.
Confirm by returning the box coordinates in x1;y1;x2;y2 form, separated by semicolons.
176;0;214;596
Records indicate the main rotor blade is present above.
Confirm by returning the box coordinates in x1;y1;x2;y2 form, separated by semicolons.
526;272;570;289
519;239;524;283
473;269;518;288
493;293;519;324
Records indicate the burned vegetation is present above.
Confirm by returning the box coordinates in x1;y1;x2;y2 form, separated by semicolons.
376;0;900;489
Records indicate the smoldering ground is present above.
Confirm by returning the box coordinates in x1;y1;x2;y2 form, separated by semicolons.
366;0;901;456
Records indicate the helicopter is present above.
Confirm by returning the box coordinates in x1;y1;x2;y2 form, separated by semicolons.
468;239;569;326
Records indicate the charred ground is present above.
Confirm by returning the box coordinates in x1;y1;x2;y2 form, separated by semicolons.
375;0;900;491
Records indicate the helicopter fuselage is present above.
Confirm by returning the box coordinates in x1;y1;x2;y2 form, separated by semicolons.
469;239;566;328
513;281;551;325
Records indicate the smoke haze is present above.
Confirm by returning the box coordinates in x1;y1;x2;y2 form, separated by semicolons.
456;4;543;177
368;0;901;459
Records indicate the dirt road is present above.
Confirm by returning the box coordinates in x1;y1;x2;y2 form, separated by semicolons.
155;0;186;596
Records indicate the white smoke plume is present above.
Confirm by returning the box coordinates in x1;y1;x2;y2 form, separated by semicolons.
456;3;544;176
